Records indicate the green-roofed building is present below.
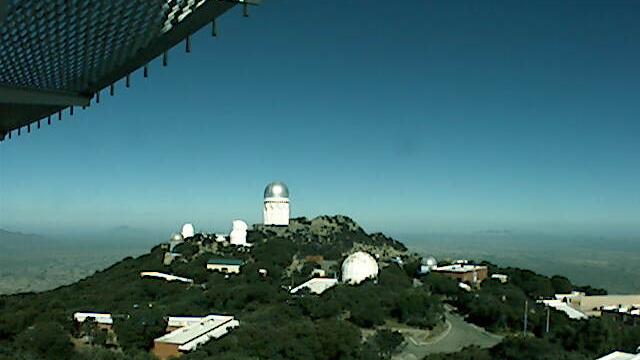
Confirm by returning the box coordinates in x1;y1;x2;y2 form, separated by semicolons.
207;258;245;274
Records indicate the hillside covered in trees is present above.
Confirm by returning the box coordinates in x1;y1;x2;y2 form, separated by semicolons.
0;216;637;360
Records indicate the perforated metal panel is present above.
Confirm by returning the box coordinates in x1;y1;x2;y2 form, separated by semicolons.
0;0;258;141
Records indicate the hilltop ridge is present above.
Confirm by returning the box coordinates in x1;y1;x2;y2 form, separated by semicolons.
0;215;638;360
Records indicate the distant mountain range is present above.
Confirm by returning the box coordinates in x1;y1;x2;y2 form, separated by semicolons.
0;229;47;250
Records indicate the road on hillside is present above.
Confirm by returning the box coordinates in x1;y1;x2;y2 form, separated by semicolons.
394;311;503;360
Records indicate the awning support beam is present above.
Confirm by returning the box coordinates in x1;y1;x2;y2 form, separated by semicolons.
0;1;7;25
0;85;91;107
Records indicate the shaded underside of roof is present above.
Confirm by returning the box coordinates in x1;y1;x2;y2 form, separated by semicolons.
207;258;244;266
0;0;258;141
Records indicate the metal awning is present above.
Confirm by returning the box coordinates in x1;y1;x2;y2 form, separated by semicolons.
0;0;259;141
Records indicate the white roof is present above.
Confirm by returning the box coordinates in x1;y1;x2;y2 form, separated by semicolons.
290;278;338;295
73;312;113;325
543;300;588;320
554;291;585;300
155;315;238;351
597;352;640;360
491;274;508;278
167;316;206;328
458;283;472;292
140;271;193;283
434;264;487;273
179;320;239;351
602;305;640;316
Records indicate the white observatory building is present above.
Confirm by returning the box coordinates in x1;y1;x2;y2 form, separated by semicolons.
181;223;195;239
341;251;379;285
230;220;249;246
263;181;290;226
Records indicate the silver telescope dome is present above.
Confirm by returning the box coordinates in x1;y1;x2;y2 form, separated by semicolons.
264;181;289;199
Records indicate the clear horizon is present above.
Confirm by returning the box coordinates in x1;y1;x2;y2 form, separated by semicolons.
1;1;639;238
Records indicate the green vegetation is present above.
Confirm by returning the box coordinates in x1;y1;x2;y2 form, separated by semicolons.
0;216;428;359
0;216;636;360
425;261;639;359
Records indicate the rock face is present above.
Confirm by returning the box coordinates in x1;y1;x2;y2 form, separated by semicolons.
252;215;407;261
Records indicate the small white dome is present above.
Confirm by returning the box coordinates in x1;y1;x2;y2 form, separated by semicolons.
341;251;379;285
170;233;184;242
181;223;195;239
232;220;248;232
423;256;438;269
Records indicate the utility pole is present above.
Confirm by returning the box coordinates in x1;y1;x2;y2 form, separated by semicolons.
523;300;528;337
545;306;550;334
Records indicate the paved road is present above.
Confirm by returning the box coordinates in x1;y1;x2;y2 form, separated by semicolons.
394;312;503;360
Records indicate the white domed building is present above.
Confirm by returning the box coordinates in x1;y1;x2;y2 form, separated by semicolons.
263;181;290;226
418;256;438;275
168;233;184;252
171;233;184;243
181;223;195;239
341;251;379;285
230;220;248;246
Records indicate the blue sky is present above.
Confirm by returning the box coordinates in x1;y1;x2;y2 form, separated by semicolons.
1;1;639;237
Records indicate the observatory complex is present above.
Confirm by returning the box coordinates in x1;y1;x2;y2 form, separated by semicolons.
263;181;290;226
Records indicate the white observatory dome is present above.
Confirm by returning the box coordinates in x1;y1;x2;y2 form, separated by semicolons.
418;256;438;274
170;233;184;242
230;220;248;246
264;181;289;199
423;256;438;269
181;223;195;239
341;251;379;285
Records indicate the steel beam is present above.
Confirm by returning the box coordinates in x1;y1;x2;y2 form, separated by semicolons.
0;85;91;107
0;0;7;25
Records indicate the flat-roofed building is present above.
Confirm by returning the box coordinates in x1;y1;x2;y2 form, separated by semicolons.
166;316;207;332
600;305;640;325
491;274;508;283
140;272;193;284
73;312;113;330
540;299;588;320
311;268;326;277
597;351;640;360
433;264;488;285
566;294;640;316
206;259;244;274
290;278;338;295
153;315;239;359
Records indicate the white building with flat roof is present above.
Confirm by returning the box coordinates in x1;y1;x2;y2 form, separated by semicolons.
140;272;193;284
491;274;509;283
73;312;113;328
74;312;113;324
153;315;239;359
166;316;207;331
290;278;338;295
597;352;640;360
540;299;588;320
432;264;489;285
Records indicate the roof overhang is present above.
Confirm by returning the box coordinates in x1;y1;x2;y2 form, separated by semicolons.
0;0;261;142
0;1;6;25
